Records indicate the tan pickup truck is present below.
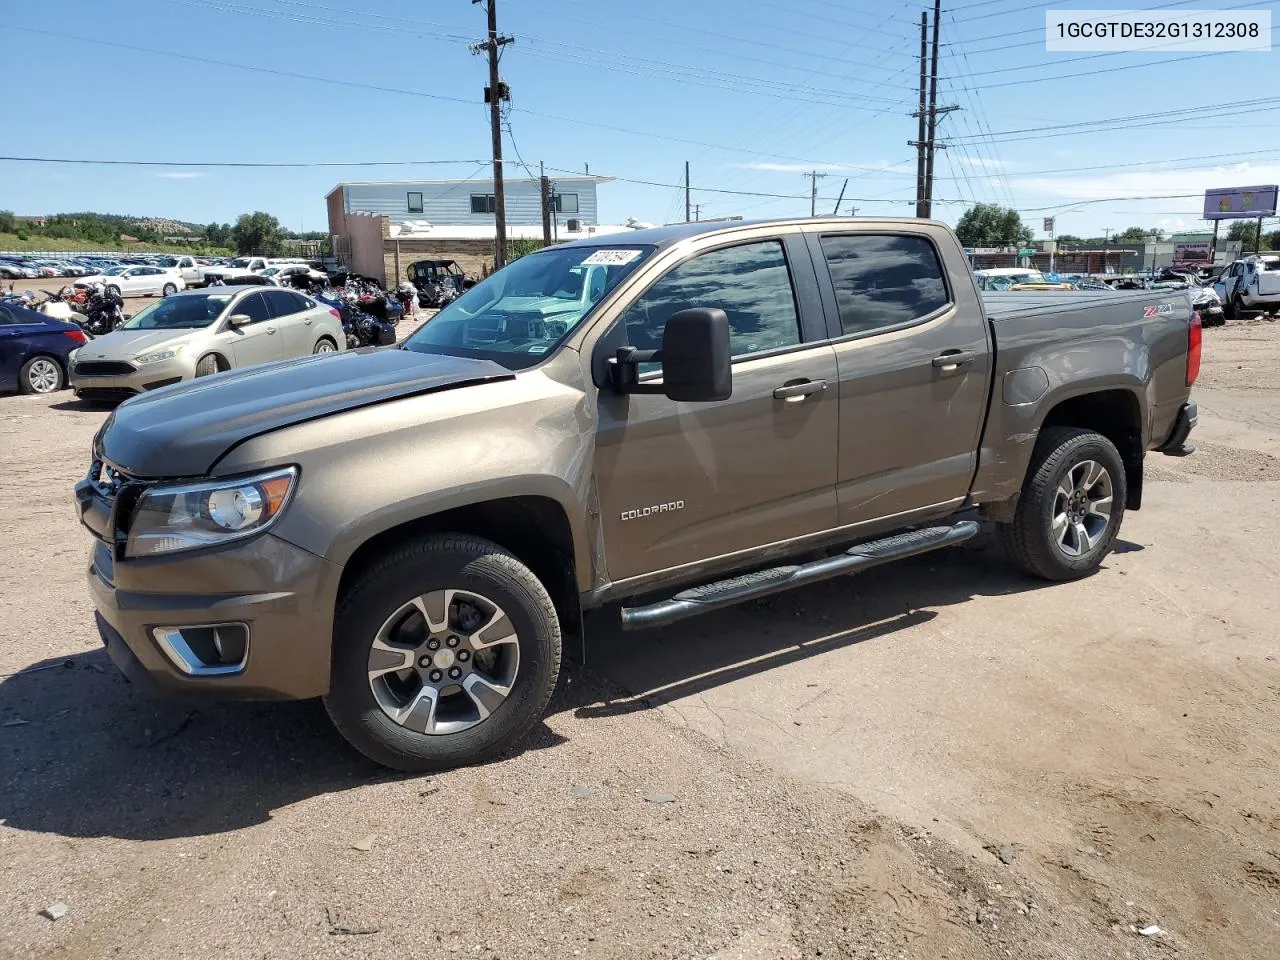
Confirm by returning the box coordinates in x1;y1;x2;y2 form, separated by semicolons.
75;217;1201;770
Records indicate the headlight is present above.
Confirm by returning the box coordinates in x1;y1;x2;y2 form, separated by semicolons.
134;347;184;364
125;467;298;557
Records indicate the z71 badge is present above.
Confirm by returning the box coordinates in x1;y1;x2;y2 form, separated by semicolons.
1143;303;1176;318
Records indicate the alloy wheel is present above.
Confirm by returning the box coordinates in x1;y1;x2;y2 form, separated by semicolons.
315;341;336;353
1052;459;1113;557
27;359;61;394
366;589;520;736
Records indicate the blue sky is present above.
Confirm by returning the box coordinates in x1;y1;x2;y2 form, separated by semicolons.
2;0;1277;238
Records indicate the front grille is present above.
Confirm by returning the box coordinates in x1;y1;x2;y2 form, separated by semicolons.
75;361;136;377
76;388;138;403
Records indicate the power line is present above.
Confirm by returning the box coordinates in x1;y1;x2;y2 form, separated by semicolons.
0;155;486;168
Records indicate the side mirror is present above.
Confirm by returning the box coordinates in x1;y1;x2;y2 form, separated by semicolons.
610;307;732;403
227;313;251;328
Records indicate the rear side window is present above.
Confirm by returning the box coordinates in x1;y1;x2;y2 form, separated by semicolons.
819;234;949;336
263;289;308;317
619;240;801;359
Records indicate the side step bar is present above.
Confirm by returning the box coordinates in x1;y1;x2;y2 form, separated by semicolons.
619;521;980;631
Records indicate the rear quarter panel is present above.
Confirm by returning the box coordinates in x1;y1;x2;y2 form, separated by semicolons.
972;290;1192;505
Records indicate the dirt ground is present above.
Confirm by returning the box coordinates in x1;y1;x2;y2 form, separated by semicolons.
1;318;1278;960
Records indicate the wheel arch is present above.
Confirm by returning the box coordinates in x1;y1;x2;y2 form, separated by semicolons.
1034;388;1145;510
196;350;231;373
335;495;580;631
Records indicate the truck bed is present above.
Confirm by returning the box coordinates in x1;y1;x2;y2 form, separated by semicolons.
980;288;1175;321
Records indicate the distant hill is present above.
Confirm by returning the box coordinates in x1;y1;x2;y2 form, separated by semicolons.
0;210;230;254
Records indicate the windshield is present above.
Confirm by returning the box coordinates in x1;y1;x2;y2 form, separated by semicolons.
157;257;179;268
102;266;128;276
121;293;234;330
403;244;653;369
227;258;254;268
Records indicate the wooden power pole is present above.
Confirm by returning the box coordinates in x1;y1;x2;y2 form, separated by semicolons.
472;0;513;269
913;12;928;218
805;171;828;216
685;161;691;223
539;162;552;247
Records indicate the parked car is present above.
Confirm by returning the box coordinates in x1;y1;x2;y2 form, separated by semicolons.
971;268;1072;291
0;299;87;394
0;261;28;280
199;257;269;285
69;286;345;402
1213;255;1280;319
261;263;327;287
155;255;204;287
75;217;1200;772
0;259;39;279
88;266;186;298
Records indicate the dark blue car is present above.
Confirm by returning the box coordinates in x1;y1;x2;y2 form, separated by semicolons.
0;300;87;395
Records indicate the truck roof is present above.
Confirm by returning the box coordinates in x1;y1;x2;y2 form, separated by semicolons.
556;217;949;250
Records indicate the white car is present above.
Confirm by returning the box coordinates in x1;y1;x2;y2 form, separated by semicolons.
1214;255;1280;318
260;263;327;287
200;257;269;285
85;266;187;298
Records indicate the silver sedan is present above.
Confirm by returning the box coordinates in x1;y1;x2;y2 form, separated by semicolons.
69;287;345;402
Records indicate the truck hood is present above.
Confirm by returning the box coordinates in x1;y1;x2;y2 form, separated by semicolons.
97;348;515;478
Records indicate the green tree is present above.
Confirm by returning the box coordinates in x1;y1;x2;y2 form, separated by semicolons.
204;222;232;247
231;211;285;256
1054;233;1084;245
955;203;1033;246
1227;220;1259;250
1264;230;1280;251
0;210;16;233
1115;226;1152;243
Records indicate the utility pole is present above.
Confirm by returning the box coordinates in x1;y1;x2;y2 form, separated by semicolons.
694;203;701;221
832;178;848;217
685;161;691;223
913;11;928;218
539;161;552;247
471;0;513;269
805;170;828;217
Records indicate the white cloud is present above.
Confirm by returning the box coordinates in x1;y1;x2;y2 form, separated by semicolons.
154;171;205;179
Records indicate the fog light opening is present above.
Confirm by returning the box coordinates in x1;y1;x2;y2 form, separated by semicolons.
152;623;249;676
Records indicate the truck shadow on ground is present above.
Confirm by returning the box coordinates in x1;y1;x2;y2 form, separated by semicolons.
0;532;1124;843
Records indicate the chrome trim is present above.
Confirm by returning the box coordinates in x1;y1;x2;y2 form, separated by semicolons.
151;623;250;676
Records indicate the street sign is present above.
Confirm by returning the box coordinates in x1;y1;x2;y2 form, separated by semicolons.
1018;247;1036;256
1043;217;1055;233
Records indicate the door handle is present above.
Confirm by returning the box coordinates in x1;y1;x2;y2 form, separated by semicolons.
932;350;976;370
773;379;827;401
266;326;277;335
304;317;313;325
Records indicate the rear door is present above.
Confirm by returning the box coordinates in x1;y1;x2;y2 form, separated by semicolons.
0;304;32;389
263;289;315;356
226;292;283;366
806;228;991;527
593;233;839;582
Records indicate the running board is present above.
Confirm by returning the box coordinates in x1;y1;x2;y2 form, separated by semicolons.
619;521;980;631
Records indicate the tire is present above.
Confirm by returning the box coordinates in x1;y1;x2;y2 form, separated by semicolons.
324;534;562;772
997;427;1127;582
162;283;177;296
313;337;338;354
1233;294;1247;319
19;355;65;395
194;354;221;377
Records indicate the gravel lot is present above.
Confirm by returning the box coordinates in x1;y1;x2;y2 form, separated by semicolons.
1;318;1278;959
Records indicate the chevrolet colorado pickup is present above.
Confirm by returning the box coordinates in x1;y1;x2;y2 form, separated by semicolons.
75;218;1201;771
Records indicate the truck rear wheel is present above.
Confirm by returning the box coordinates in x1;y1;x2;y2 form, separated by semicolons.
997;427;1126;581
324;534;562;772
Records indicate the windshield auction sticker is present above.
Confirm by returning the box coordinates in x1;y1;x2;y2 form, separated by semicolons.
581;249;643;266
1047;9;1271;51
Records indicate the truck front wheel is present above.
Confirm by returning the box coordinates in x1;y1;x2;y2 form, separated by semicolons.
997;427;1127;581
324;534;562;772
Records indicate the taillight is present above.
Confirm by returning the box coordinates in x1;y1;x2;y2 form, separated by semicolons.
329;308;342;320
1186;311;1202;386
63;329;87;344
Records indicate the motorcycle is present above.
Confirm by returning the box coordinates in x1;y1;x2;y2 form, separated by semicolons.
82;285;126;336
314;285;398;349
395;280;417;319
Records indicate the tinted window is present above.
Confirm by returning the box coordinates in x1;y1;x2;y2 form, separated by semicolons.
263;289;306;317
819;234;949;335
121;294;233;329
470;194;496;214
555;193;579;215
235;293;272;324
407;191;424;213
618;241;801;358
0;303;18;325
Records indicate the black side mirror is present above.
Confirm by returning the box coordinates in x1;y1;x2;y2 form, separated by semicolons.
610;307;732;403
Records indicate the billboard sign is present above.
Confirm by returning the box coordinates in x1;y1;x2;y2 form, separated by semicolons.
1173;241;1211;263
1203;185;1278;220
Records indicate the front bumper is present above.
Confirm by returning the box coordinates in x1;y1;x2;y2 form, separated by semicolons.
1158;400;1198;457
70;355;195;400
84;523;342;700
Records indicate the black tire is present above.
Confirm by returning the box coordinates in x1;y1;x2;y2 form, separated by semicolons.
313;337;338;354
997;427;1127;582
194;354;220;377
18;355;65;395
162;283;177;296
324;534;562;772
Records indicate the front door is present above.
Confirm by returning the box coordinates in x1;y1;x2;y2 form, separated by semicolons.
806;230;991;526
594;236;839;583
227;292;282;367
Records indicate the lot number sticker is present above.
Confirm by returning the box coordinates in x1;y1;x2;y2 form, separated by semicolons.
581;249;642;266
